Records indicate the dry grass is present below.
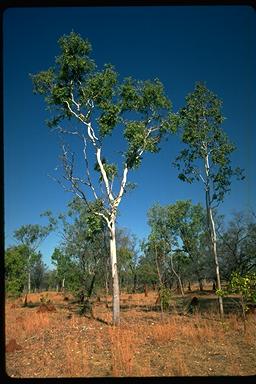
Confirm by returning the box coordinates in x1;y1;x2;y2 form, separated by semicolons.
5;291;256;377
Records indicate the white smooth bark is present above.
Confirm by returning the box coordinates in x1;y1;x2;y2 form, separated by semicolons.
109;222;120;325
205;153;224;318
64;97;131;325
62;277;65;291
208;205;224;318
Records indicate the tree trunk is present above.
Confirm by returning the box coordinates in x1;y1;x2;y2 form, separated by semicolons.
204;153;224;319
199;279;204;291
87;273;96;298
132;274;137;293
62;277;65;292
208;206;224;318
205;191;224;317
105;276;109;308
144;283;148;297
188;281;192;292
28;271;31;294
154;244;163;286
110;222;120;326
170;253;184;297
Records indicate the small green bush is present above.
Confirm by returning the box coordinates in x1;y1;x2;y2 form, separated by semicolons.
159;285;172;311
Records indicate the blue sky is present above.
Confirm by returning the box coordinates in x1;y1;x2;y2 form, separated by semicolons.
4;5;256;267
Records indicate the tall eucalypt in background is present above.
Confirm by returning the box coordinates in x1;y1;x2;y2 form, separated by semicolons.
173;82;244;318
31;32;175;325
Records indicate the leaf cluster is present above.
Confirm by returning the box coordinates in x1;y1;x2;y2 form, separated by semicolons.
228;272;256;304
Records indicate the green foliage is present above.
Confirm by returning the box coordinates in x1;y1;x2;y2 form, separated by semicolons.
56;31;95;82
216;288;225;297
5;245;28;296
31;69;55;95
31;31;174;172
158;285;172;311
216;272;256;313
98;103;121;137
146;200;209;286
137;252;158;286
121;78;174;169
55;197;110;296
173;82;244;203
14;220;55;251
31;252;48;291
228;272;256;307
94;158;118;182
51;248;71;282
120;77;171;113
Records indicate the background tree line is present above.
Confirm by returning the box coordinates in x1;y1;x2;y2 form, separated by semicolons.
5;200;256;300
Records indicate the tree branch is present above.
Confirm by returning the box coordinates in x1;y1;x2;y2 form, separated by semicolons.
96;147;114;202
82;134;98;200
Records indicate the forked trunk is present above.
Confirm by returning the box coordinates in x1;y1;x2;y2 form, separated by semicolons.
109;222;120;326
170;253;184;297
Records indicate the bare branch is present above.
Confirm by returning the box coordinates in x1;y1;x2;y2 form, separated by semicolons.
53;125;81;137
82;134;98;200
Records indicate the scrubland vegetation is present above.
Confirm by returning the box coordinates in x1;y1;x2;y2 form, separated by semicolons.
5;289;256;377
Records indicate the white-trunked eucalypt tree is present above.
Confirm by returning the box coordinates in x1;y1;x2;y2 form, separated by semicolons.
31;32;175;325
173;82;244;318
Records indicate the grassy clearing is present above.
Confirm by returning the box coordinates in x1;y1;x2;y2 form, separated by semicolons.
5;290;256;377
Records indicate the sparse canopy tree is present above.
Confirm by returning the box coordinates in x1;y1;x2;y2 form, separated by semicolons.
51;247;71;292
13;215;55;294
173;82;244;317
31;32;174;325
166;200;209;291
30;251;48;292
137;240;159;289
218;211;256;279
147;201;208;295
147;205;173;288
57;197;109;301
116;229;140;293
